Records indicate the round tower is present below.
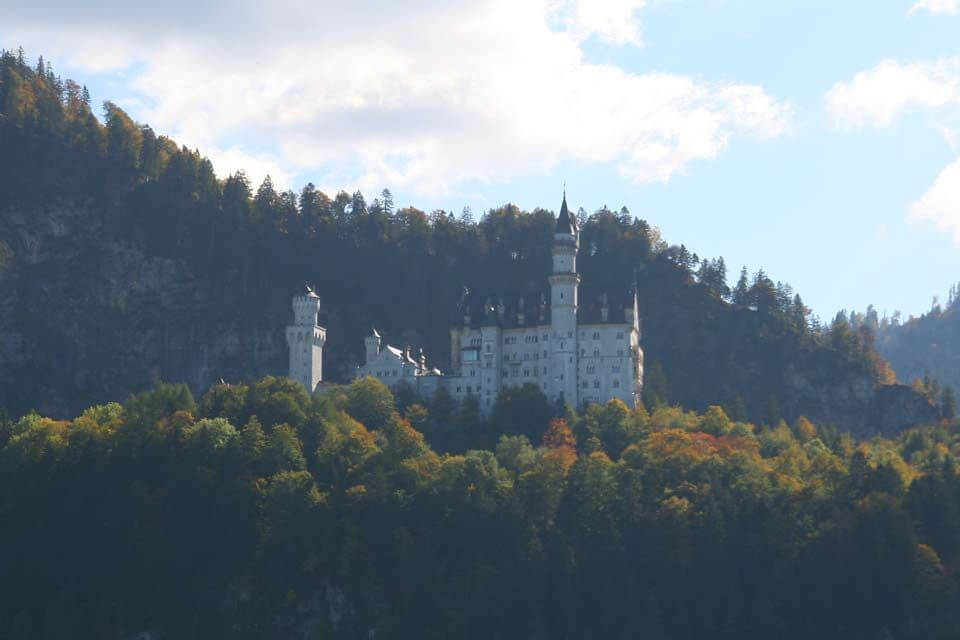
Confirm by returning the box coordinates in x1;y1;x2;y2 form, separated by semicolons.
549;192;580;407
286;286;326;392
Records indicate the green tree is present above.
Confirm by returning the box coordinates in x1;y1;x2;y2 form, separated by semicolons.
103;101;142;167
941;386;956;420
267;423;307;472
345;376;396;430
490;383;552;443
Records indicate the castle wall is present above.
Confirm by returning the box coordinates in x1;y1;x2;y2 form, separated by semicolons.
328;195;645;414
575;323;638;406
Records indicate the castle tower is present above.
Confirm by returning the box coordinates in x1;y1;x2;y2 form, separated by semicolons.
549;192;580;406
365;328;382;364
286;286;326;392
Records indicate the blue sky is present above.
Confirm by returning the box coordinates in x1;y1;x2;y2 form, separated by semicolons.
3;0;959;321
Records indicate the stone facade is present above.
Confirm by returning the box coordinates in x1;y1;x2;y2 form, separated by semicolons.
288;195;644;409
352;194;644;411
285;287;326;392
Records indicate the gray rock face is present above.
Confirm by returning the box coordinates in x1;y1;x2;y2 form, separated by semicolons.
870;384;942;436
0;201;286;417
783;364;938;437
0;200;943;436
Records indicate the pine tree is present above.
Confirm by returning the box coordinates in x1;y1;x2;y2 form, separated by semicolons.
732;266;749;306
381;188;394;215
942;386;956;420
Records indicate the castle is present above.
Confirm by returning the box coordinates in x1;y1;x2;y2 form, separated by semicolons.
287;194;644;411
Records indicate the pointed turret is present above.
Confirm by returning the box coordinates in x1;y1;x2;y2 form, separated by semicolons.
555;189;577;235
549;189;581;406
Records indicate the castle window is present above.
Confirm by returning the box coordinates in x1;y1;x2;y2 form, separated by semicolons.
613;379;620;388
456;386;462;393
467;386;472;392
593;349;599;357
568;331;573;338
523;369;529;377
581;349;585;356
616;332;624;339
612;365;621;373
543;367;547;374
587;365;595;373
560;292;564;299
560;342;565;349
486;344;491;352
543;350;548;358
617;349;623;356
582;381;588;388
594;380;600;388
593;332;600;340
543;334;548;341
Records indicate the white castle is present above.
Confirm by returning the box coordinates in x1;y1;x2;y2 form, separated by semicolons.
287;194;644;411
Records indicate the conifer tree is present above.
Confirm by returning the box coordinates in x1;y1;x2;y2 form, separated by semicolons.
732;266;750;306
380;188;394;215
942;386;956;420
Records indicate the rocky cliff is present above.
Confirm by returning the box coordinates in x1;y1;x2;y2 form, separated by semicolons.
0;199;940;434
0;200;287;417
783;363;938;437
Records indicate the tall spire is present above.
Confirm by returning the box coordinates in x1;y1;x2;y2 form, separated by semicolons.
556;187;576;234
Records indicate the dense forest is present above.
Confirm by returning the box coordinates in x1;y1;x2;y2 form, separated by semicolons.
4;47;960;639
857;288;960;404
0;48;940;434
3;374;960;638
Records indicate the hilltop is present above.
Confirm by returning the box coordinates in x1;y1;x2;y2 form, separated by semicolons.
0;49;937;434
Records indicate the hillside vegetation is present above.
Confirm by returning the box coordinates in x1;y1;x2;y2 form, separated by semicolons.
0;49;934;433
863;292;960;405
3;375;960;638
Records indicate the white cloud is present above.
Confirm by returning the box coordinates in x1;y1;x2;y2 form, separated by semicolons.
553;0;650;45
0;0;788;195
910;156;960;240
909;0;959;15
830;59;960;242
826;59;960;129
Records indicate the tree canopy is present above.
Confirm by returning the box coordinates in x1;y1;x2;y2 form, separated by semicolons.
1;374;959;638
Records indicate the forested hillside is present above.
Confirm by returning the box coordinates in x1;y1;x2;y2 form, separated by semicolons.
0;49;937;433
862;290;960;405
2;375;959;638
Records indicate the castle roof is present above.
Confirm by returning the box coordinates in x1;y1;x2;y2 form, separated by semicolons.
453;285;636;329
556;192;577;235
